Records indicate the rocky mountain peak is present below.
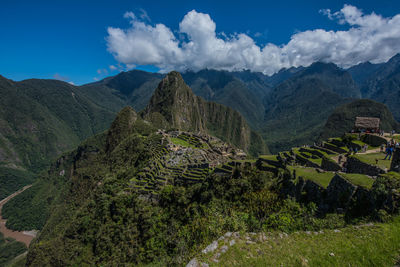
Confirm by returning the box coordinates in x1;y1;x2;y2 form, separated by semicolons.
143;71;267;155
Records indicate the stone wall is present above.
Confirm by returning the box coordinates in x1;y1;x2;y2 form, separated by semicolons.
362;134;387;147
299;148;323;158
301;180;325;204
346;186;375;217
323;143;347;154
346;156;385;176
280;172;378;215
321;157;341;171
390;149;400;172
324;174;358;212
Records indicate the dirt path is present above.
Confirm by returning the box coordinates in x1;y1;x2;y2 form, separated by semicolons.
0;185;37;246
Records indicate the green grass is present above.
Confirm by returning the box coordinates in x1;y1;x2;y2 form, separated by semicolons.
353;152;392;170
169;137;207;149
170;137;192;147
342;173;374;189
259;155;278;161
287;167;334;188
201;217;400;266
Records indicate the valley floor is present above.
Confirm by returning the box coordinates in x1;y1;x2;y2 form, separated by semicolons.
197;217;400;266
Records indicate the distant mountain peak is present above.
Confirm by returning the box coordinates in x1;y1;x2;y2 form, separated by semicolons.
303;61;341;74
387;53;400;65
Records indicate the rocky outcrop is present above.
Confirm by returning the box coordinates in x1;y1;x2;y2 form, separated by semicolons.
346;156;385;176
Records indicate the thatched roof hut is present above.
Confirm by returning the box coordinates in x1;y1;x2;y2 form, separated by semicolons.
354;117;380;130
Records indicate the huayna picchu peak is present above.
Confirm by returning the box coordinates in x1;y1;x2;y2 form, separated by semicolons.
142;71;268;156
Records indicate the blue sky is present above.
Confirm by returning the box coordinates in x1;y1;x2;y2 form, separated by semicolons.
1;0;400;85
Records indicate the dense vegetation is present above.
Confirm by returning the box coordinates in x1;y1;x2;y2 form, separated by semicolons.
0;168;34;201
2;178;63;231
0;76;116;173
0;233;27;267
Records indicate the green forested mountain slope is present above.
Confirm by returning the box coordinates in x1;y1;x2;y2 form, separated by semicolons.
0;75;117;199
320;99;400;140
17;97;266;265
262;62;358;152
347;61;383;87
80;70;163;113
360;54;400;98
358;54;400;121
182;69;269;128
0;76;116;172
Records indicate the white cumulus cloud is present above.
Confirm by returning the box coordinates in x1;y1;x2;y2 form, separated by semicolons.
106;5;400;75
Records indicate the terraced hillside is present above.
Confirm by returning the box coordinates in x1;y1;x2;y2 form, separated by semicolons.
257;133;391;188
128;131;395;203
130;130;247;195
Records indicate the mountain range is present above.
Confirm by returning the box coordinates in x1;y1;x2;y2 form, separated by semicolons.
2;53;400;185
